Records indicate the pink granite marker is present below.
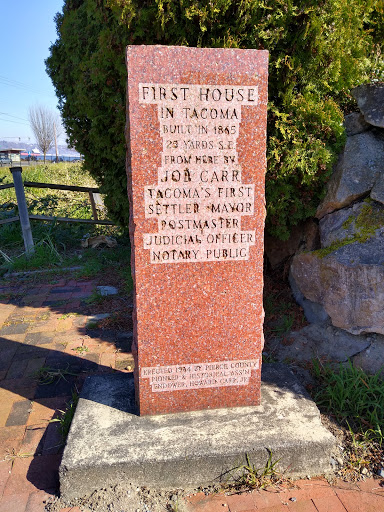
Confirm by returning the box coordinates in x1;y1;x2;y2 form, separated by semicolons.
126;45;268;415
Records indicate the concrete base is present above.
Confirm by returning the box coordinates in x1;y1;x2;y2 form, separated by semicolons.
59;364;335;501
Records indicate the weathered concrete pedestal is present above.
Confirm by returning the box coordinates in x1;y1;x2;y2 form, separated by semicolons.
59;364;335;501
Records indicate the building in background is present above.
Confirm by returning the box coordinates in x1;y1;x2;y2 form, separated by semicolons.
0;148;25;166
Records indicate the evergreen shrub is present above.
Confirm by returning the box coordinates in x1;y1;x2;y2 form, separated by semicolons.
46;0;383;239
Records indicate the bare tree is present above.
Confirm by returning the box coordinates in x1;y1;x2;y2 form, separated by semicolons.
29;105;61;163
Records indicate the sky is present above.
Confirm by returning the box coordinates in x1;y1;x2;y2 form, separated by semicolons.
0;1;65;145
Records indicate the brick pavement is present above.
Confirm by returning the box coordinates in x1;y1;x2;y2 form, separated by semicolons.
0;277;383;511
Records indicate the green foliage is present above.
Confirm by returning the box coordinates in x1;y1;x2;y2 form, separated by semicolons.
225;450;282;490
46;0;384;239
0;162;127;272
312;359;384;444
50;388;79;441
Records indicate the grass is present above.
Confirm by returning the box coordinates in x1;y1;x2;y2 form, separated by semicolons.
1;162;110;259
312;359;384;443
33;365;78;385
0;163;133;295
223;451;284;491
50;388;79;441
72;345;89;355
311;359;384;479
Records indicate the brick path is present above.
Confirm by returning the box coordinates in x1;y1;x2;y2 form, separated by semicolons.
0;277;383;511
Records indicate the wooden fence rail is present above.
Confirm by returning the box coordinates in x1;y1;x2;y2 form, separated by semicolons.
0;167;115;255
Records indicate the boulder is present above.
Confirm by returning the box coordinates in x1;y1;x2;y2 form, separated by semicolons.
269;323;371;364
371;176;384;204
290;238;384;335
352;337;384;376
344;112;371;136
316;130;384;218
319;200;384;248
352;84;384;129
289;272;330;325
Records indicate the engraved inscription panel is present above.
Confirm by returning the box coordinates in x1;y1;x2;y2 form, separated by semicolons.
139;84;259;264
141;358;260;392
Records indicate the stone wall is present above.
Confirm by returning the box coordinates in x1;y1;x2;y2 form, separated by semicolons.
288;83;384;373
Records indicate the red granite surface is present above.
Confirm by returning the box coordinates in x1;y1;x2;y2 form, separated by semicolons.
126;45;268;415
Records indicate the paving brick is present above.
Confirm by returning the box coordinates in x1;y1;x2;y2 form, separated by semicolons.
25;359;46;378
27;397;68;426
6;359;29;380
5;401;32;427
25;489;55;512
56;319;76;333
277;479;335;502
226;491;256;511
48;293;73;302
34;311;51;322
1;333;27;343
42;423;62;455
71;291;92;299
335;488;384;512
0;346;17;372
0;304;17;319
0;461;11;498
34;376;76;400
22;295;48;307
58;507;82;512
28;321;58;334
251;489;285;509
16;344;49;362
0;378;37;399
99;352;116;367
0;492;30;512
64;301;81;313
286;499;318;511
21;426;47;456
184;492;230;512
3;454;60;496
256;506;289;512
312;494;347;512
0;427;25;459
0;323;29;335
353;477;384;495
24;333;54;346
0;398;13;429
50;287;80;294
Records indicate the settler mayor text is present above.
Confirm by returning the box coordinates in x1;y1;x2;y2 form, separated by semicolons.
139;83;260;264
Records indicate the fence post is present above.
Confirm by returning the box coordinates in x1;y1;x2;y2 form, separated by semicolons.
89;191;99;221
10;167;34;256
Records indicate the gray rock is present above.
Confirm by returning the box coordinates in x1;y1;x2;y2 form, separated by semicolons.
289;272;330;325
344;112;371;136
316;130;384;218
352;84;384;128
371;176;384;204
269;323;371;364
319;200;384;248
96;286;118;296
352;338;384;377
290;243;384;335
86;313;110;328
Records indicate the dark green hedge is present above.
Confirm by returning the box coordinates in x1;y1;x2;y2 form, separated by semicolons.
46;0;383;239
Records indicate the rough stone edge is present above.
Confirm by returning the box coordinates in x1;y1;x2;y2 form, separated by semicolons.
59;365;336;501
